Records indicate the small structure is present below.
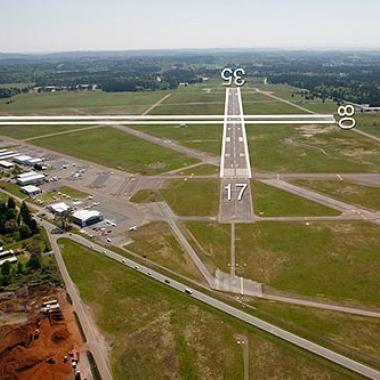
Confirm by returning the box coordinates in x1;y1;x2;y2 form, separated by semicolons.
13;155;33;165
49;202;70;215
17;173;45;186
0;250;17;266
20;185;42;196
26;158;43;166
72;209;103;227
0;160;15;169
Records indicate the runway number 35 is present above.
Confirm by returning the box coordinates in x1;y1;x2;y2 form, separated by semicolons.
225;183;247;201
221;68;246;87
337;105;356;130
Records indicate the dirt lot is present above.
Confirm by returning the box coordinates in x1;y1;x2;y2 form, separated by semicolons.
0;283;85;380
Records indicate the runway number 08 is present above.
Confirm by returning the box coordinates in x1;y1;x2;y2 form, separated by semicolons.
337;105;356;130
225;183;247;201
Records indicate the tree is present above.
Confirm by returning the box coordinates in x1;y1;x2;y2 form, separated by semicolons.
27;253;41;271
19;202;38;235
7;197;16;210
1;260;11;276
19;224;32;240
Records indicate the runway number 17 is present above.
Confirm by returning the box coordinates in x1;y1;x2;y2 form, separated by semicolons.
225;183;247;201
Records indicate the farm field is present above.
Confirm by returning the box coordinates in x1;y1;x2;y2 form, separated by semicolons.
60;238;354;380
31;127;198;175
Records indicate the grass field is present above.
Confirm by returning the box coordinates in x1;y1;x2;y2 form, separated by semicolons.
149;82;225;115
150;103;224;115
356;113;380;137
242;91;304;114
183;222;231;273
177;164;219;176
0;181;28;200
0;124;87;140
243;82;338;114
31;127;198;175
251;299;380;371
126;222;202;281
253;181;340;217
0;90;169;115
60;238;355;379
129;189;162;204
290;179;380;211
33;186;88;206
161;179;220;216
130;124;222;156
247;124;380;173
235;221;380;308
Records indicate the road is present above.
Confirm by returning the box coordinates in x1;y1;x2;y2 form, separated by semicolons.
42;220;113;380
46;225;380;380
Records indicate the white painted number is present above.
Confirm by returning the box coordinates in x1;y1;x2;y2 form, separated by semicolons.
224;183;247;201
225;183;232;201
221;68;246;87
337;105;356;130
236;183;247;201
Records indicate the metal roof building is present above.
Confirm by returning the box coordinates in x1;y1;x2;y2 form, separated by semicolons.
72;209;103;227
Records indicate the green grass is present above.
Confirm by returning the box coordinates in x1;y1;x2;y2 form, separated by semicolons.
161;179;220;216
130;124;222;156
183;222;231;273
150;103;224;115
129;189;162;204
126;222;202;281
247;124;380;173
0;181;28;200
236;221;380;308
0;90;170;115
177;164;219;176
31;127;198;175
243;82;339;114
356;113;380;137
242;92;304;114
253;181;340;217
0;124;88;140
34;186;89;206
59;238;355;380
291;179;380;211
250;298;380;371
0;82;34;89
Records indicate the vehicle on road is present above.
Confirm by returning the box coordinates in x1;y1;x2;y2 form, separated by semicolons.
164;279;170;284
185;288;193;295
134;265;139;270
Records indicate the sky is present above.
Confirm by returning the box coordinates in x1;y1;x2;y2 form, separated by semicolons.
1;0;379;52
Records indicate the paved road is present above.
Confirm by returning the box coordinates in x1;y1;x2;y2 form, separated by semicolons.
41;221;113;380
111;124;219;165
47;227;380;380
